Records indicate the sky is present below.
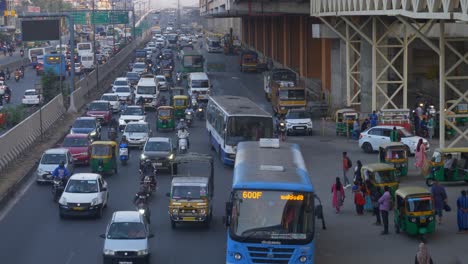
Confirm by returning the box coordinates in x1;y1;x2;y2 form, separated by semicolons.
151;0;199;8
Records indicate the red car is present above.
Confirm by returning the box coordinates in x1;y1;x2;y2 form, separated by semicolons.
61;134;91;165
86;100;112;124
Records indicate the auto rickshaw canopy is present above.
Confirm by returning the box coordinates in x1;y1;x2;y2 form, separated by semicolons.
395;186;431;198
173;95;189;107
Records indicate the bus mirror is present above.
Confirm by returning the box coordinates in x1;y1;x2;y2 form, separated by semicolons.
224;202;232;226
315;205;323;220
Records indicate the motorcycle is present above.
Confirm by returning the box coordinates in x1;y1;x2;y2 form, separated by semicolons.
4;93;10;104
177;130;189;154
20;50;24;58
52;179;65;202
176;72;182;85
196;106;204;120
14;74;19;82
136;200;151;223
185;111;193;127
140;174;157;195
278;121;287;141
119;143;129;165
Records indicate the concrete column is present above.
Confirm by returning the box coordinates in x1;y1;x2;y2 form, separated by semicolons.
331;39;347;108
359;22;373;114
299;16;306;77
283;16;288;66
271;17;276;59
322;39;331;92
263;16;267;55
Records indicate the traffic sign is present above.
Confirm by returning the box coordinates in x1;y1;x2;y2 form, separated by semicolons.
70;12;87;25
109;11;129;24
91;11;109;24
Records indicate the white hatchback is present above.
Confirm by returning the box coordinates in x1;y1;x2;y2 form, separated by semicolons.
358;125;429;154
101;93;120;113
58;173;109;219
22;89;42;105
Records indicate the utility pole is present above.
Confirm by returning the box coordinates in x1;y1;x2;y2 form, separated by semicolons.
111;0;115;54
92;0;99;90
177;0;180;30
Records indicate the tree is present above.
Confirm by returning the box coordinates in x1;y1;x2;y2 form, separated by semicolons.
41;69;60;103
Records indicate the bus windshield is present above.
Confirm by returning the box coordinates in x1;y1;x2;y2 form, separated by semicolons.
230;190;314;242
226;116;273;145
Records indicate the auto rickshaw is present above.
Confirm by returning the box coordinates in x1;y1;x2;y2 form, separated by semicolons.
90;141;118;175
425;148;468;186
156;106;175;131
361;163;399;196
239;50;259;72
434;111;456;139
394;186;435;240
378;142;409;177
446;100;468;126
335;108;358;136
173;95;189;118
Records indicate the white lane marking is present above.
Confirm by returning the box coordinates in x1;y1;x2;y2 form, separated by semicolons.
0;175;35;222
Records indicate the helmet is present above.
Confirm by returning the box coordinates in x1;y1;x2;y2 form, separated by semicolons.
59;161;65;167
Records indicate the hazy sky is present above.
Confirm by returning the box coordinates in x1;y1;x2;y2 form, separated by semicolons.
151;0;198;8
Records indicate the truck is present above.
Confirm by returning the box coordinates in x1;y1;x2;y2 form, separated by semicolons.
135;49;147;63
264;68;306;115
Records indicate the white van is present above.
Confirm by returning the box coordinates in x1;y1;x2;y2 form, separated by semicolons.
77;42;93;56
188;72;211;100
81;53;95;71
135;77;158;108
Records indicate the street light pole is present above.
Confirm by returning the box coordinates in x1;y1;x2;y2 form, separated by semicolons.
92;0;99;90
112;1;115;54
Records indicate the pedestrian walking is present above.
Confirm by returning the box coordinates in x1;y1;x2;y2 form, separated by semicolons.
352;119;360;139
415;139;427;171
352;182;365;215
378;186;392;235
361;118;370;131
363;180;373;212
371;186;382;225
354;160;363;184
390;126;399;142
456;190;468;233
342;152;352;188
427;115;434;140
370;110;378;127
431;180;447;225
331;177;345;214
415;242;433;264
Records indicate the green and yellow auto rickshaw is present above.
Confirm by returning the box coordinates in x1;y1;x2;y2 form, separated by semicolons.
446;100;468;126
335;108;358;136
156;106;175;131
173;95;189;119
394;186;435;241
425;148;468;186
361;163;399;196
378;142;409;177
90;141;118;175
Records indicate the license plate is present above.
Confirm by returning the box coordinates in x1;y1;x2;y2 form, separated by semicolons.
154;163;162;166
73;207;84;211
183;217;196;221
295;127;305;130
119;262;132;264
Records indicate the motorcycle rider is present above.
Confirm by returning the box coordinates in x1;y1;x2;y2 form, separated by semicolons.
0;69;5;80
19;65;25;78
14;68;20;80
52;161;71;184
133;187;151;223
185;107;194;122
139;159;157;190
119;135;130;156
159;95;167;106
277;115;287;139
20;49;24;57
4;85;11;103
5;68;10;80
137;96;145;106
177;125;190;149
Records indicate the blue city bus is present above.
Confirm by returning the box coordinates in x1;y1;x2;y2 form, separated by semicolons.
225;139;325;264
206;96;274;165
43;54;67;79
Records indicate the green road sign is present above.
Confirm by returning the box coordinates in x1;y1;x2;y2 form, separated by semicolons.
70;12;87;25
109;11;129;24
91;11;109;24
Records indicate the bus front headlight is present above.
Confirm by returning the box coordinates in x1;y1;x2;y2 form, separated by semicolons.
299;256;307;263
234;253;242;260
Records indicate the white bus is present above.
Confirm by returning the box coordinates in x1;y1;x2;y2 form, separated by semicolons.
206;95;274;165
28;46;54;67
77;42;93;56
80;52;95;71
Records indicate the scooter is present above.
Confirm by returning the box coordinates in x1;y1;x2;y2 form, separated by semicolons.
278;122;287;141
196;106;204;120
177;132;188;154
52;179;65;202
119;143;129;165
185;111;193;127
14;74;19;82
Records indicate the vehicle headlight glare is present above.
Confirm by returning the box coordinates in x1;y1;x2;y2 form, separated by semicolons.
299;256;307;263
168;154;174;160
410;217;417;223
234;253;242;260
141;154;147;160
138;209;145;215
90;131;97;136
104;249;115;255
200;209;206;215
172;209;178;214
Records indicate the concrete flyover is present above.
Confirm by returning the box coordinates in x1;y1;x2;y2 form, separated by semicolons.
201;0;468;148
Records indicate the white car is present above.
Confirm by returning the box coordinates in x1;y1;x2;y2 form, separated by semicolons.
22;89;42;105
155;38;166;48
100;93;120;113
36;148;74;183
58;173;109;219
113;86;133;102
284;109;313;136
118;105;146;131
155;75;168;91
123;121;152;148
74;63;84;75
132;62;147;75
358;125;429;154
112;77;130;92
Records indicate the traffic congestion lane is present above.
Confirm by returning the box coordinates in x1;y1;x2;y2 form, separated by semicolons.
5;67;39;106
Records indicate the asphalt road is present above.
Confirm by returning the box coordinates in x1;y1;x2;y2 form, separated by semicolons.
0;23;467;264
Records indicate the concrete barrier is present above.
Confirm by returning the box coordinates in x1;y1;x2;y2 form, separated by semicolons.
0;94;65;171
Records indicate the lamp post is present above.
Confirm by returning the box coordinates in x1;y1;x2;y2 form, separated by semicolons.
112;1;116;54
92;0;99;90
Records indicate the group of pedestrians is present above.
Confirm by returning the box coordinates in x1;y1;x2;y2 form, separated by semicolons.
0;41;15;56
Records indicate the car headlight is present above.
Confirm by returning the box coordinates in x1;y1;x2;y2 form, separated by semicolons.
299;256;307;263
137;249;149;256
234;253;242;260
91;198;99;206
168;153;174;160
90;131;97;136
69;130;75;135
59;196;67;205
103;249;115;256
37;168;44;175
119;119;125;125
138;208;146;215
172;209;178;214
307;121;313;126
410;217;417;223
200;209;206;215
141;154;147;160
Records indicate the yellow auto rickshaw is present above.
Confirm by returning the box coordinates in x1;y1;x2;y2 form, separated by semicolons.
425;148;468;186
378;142;409;177
394;186;436;241
361;163;399;196
90;141;118;175
173;95;189;119
335;108;358;136
156;106;175;131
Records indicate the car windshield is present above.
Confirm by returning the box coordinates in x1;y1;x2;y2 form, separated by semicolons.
41;153;66;165
145;141;170;151
398;128;414;138
115;87;130;93
114;80;128;86
272;71;296;82
172;185;207;200
73;119;95;128
230;190;314;242
101;95;118;101
286;111;310;119
134;64;146;69
226;116;274;145
65;179;98;193
279;90;305;100
191;80;209;88
371;170;396;183
107;222;146;240
122;107;144;116
125;124;148;133
406;197;433;212
63;137;89;147
88;102;108;111
137;86;156;94
126;72;139;79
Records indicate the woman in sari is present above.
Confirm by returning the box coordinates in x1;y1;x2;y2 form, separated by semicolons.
415;139;427;170
332;177;345;214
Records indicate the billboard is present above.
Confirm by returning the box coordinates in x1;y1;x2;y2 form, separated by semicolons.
21;20;60;41
0;0;6;12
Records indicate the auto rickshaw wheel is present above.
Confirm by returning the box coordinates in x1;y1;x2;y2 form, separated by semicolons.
171;220;176;229
426;178;434;187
